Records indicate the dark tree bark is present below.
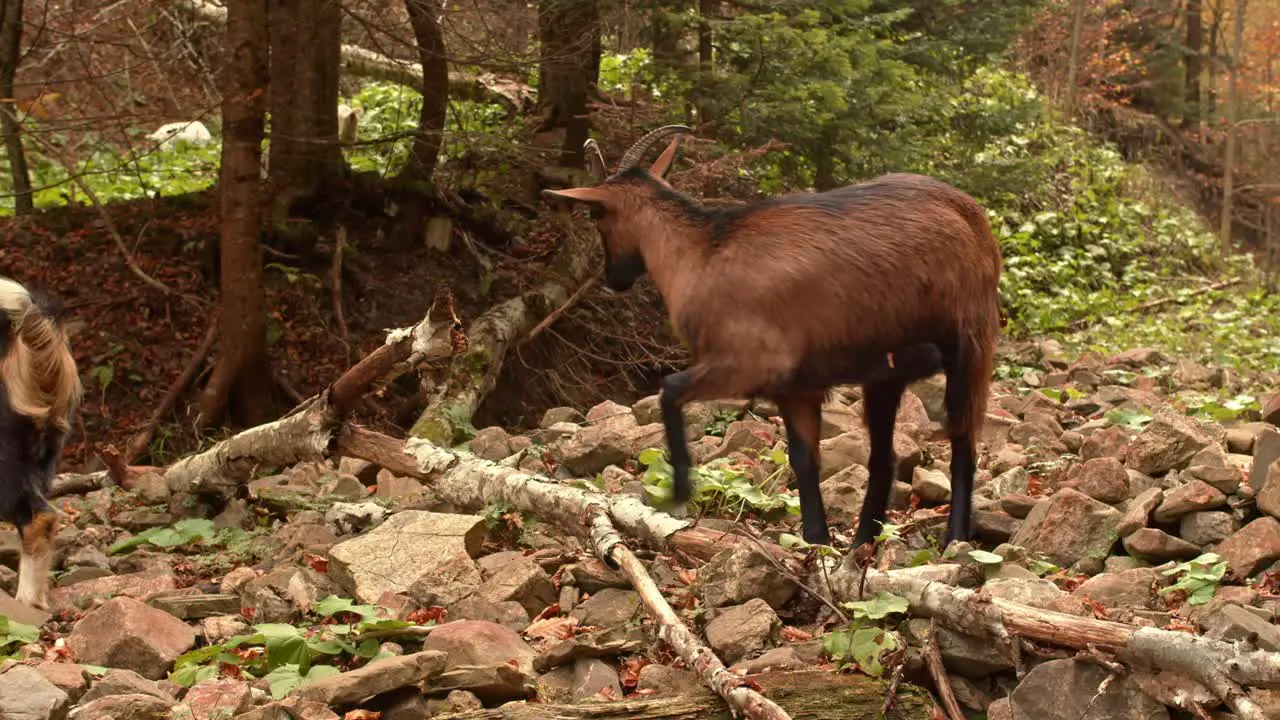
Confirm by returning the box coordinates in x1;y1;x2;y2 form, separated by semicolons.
398;0;449;183
537;0;601;168
695;0;716;125
201;0;274;428
1207;0;1224;119
1184;0;1203;128
0;0;32;214
265;0;343;217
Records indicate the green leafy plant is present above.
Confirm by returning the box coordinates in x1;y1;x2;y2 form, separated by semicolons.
170;595;414;696
0;615;40;660
824;591;911;676
1103;408;1154;430
107;518;251;556
1160;553;1228;606
638;447;800;518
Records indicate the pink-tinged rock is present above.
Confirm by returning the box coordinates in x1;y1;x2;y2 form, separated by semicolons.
1151;480;1227;523
422;620;536;676
1214;517;1280;579
182;678;253;719
1061;457;1129;504
47;569;178;615
66;596;196;680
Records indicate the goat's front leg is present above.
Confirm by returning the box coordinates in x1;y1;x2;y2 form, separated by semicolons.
660;370;697;504
15;507;57;610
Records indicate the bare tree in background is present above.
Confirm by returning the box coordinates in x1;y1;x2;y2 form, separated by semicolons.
1184;0;1203;129
266;0;343;217
0;0;32;214
399;0;450;182
1218;0;1245;256
537;0;601;168
201;0;274;427
1064;0;1087;117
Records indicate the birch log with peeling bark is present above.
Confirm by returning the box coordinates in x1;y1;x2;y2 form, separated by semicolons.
408;219;598;446
171;0;532;112
429;670;933;719
831;566;1279;719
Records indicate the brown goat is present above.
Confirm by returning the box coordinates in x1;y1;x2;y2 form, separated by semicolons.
543;126;1002;548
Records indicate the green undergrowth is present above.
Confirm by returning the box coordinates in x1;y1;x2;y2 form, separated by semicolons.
170;595;418;698
637;445;801;519
0;614;39;662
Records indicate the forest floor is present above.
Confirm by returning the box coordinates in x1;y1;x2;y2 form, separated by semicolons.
0;189;586;470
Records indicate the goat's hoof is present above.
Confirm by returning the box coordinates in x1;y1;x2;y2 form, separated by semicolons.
15;591;47;611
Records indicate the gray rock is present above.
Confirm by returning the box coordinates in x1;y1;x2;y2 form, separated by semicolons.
820;465;868;519
541;406;586;428
327;510;488;603
1009;658;1167;719
903;620;1012;678
1008;488;1121;570
424;620;536;676
1214;517;1280;579
1115;488;1163;537
1179;511;1238;546
69;694;173;720
65;597;195;680
0;664;69;720
1255;458;1280;520
1081;425;1133;462
570;588;642;629
324;501;390;534
699;544;797;610
1073;569;1158;609
983;576;1064;609
474;551;556;619
470;427;514;461
1202;604;1280;652
1125;413;1214;476
446;597;529;632
293;650;447;706
1122;528;1202;561
636;664;702;696
1152;480;1227;523
240;566;339;623
406;551;483;609
1061;457;1129;504
912;466;951;504
705;598;779;664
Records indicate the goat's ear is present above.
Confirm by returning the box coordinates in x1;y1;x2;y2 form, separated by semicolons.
541;186;613;206
649;136;680;179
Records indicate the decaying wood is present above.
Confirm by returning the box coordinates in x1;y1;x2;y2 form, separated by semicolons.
588;510;793;720
123;317;219;464
408;218;598;446
832;566;1280;720
172;0;531;112
50;470;113;498
428;670;933;720
923;620;965;720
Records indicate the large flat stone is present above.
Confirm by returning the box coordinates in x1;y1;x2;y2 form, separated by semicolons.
326;511;488;603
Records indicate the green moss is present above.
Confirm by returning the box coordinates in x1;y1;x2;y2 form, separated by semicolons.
410;413;455;446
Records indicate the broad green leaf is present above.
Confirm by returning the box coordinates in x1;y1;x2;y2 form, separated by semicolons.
968;550;1004;565
842;591;910;620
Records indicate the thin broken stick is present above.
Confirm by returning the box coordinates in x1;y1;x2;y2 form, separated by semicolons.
924;620;965;720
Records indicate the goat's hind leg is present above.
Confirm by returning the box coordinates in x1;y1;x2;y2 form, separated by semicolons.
774;391;829;545
852;377;908;549
15;507;56;610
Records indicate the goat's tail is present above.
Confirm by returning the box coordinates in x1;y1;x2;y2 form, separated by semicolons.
0;276;82;433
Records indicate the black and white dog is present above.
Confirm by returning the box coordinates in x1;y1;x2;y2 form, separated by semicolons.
0;276;81;609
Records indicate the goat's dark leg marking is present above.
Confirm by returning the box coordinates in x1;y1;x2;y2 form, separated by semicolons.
853;378;907;548
942;343;977;545
776;391;829;546
660;370;696;504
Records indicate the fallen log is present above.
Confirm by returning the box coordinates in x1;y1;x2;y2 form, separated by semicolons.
428;670;934;720
408;217;598;446
831;564;1280;719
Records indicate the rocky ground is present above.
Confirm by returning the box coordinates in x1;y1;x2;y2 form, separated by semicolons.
2;341;1280;720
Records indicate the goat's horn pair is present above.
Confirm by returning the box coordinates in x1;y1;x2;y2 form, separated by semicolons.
616;124;691;173
583;138;607;182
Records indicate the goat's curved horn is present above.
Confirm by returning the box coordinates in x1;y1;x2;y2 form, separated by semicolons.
616;124;691;174
583;138;607;182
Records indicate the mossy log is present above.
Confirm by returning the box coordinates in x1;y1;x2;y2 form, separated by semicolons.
429;670;934;720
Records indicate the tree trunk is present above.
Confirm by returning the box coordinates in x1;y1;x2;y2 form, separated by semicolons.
266;0;343;218
0;0;32;214
537;0;601;168
429;671;933;719
695;0;716;126
1207;0;1224;119
201;0;274;428
1064;0;1087;117
398;0;449;183
1218;0;1245;255
1184;0;1203;129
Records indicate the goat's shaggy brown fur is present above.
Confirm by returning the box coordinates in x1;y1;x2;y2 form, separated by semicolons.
545;127;1002;547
